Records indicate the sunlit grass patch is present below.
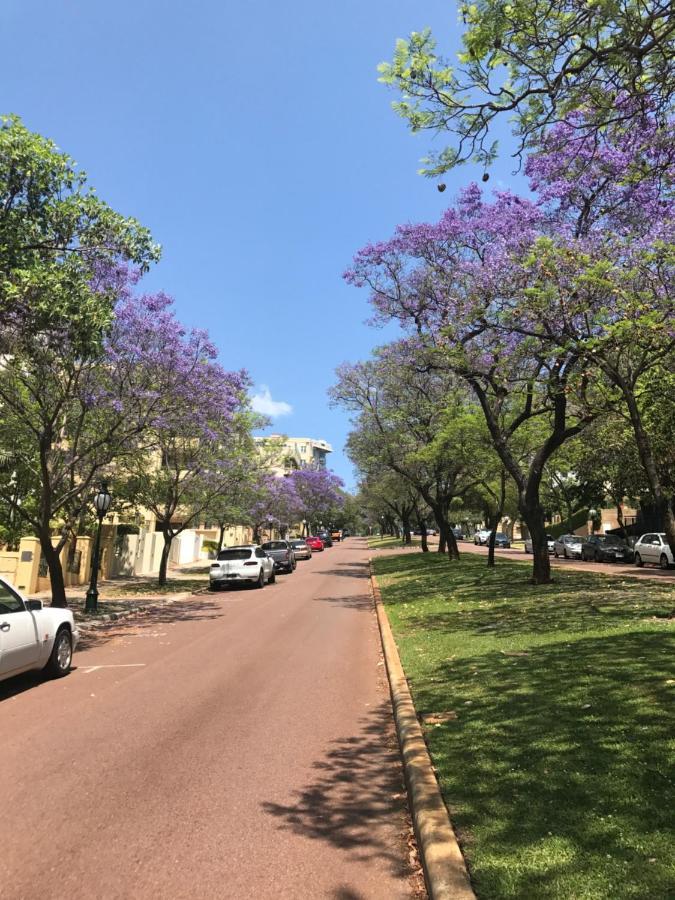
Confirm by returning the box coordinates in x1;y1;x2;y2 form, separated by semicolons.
374;552;675;899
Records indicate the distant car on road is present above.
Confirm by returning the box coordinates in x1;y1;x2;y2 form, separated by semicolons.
317;531;333;547
473;529;491;545
290;539;312;560
331;529;342;542
633;533;674;570
209;545;275;590
553;534;583;559
452;527;465;540
0;577;79;683
581;534;635;563
524;534;555;554
341;530;350;539
306;536;325;551
493;532;511;548
261;540;296;574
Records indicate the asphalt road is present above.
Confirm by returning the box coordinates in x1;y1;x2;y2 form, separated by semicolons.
0;539;415;900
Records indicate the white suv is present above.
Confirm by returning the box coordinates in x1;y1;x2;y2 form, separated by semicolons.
633;533;674;570
0;577;79;683
209;545;275;590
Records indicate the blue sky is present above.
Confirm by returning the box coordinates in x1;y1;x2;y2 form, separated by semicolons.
1;0;522;490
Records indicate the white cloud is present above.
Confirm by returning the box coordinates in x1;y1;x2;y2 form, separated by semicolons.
251;385;293;418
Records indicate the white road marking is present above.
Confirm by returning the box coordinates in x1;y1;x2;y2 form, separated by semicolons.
79;664;146;674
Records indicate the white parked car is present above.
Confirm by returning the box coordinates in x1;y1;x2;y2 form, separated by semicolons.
633;533;674;570
0;577;79;683
209;545;275;590
473;529;492;545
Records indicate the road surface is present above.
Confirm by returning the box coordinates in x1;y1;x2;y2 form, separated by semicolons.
0;539;416;900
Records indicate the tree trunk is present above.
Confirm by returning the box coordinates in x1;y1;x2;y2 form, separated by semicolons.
158;532;172;586
402;513;412;545
40;537;67;608
418;518;429;553
438;519;460;561
663;499;675;559
520;501;551;584
218;523;226;553
487;512;500;568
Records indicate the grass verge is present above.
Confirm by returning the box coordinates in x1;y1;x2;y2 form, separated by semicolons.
373;552;675;899
368;535;421;550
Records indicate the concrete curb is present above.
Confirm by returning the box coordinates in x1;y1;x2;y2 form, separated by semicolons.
370;562;475;900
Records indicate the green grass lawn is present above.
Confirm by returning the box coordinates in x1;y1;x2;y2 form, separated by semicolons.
368;535;421;550
373;552;675;900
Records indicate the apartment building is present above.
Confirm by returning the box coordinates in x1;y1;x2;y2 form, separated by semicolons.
254;435;333;475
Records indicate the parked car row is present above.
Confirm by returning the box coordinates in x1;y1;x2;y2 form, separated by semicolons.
522;531;674;570
208;530;346;591
474;529;511;548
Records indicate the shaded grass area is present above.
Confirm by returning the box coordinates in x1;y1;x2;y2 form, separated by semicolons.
373;552;675;900
103;577;205;598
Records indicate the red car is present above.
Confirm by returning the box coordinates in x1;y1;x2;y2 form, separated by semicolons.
305;536;324;551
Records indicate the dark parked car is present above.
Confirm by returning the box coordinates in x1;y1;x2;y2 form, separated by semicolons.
581;534;635;563
452;527;465;540
493;532;511;548
261;540;296;573
317;531;333;547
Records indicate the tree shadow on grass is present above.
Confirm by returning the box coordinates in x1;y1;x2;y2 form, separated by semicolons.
414;630;675;899
262;703;410;884
377;554;675;638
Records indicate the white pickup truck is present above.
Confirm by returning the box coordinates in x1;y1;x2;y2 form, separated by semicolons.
0;576;79;683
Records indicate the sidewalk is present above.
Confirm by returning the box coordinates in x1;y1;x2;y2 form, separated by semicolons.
32;558;211;624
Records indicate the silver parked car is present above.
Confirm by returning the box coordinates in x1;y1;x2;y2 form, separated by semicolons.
209;545;275;590
261;540;296;573
290;539;312;560
553;534;583;559
524;534;555;554
633;533;674;570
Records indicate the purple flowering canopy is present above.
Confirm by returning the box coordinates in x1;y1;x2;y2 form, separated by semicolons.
344;106;675;580
289;467;345;530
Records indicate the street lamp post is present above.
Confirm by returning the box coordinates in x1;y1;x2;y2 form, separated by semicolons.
84;482;112;614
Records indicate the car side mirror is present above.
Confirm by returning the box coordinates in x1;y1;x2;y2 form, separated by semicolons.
26;599;43;611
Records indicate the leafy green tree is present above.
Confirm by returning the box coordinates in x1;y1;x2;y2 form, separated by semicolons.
0;115;159;350
379;1;675;174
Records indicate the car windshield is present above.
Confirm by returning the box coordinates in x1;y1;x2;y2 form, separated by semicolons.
217;548;252;561
291;541;307;547
262;541;287;550
495;533;507;539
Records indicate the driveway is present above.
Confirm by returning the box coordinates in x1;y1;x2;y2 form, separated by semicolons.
0;539;416;899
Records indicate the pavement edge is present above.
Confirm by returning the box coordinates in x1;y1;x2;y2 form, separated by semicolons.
370;561;476;900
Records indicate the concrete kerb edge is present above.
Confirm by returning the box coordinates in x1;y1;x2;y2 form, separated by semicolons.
370;561;476;900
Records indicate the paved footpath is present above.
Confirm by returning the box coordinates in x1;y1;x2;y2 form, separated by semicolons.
0;539;416;900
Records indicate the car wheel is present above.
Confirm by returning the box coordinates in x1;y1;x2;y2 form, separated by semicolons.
44;627;73;678
595;551;601;563
554;548;559;558
255;569;265;589
269;569;276;583
634;552;643;567
659;554;670;570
